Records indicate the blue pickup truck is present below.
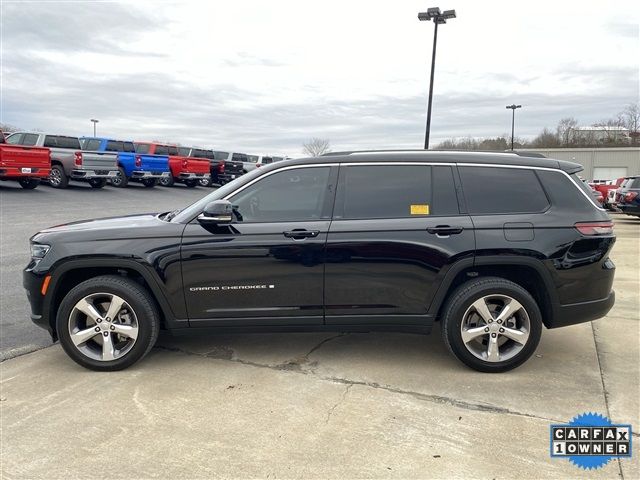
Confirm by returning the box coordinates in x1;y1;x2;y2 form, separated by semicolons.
80;137;170;187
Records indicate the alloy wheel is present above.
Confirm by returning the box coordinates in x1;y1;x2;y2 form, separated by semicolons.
68;293;139;361
49;168;61;186
460;294;530;363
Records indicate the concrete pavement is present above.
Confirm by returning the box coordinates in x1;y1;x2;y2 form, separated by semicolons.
1;214;638;479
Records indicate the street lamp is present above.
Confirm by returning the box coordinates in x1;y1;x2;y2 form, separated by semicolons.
505;104;522;151
90;118;99;137
418;6;456;150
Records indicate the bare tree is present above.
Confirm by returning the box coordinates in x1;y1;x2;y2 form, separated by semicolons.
556;117;579;146
618;103;640;145
530;128;560;148
0;123;20;133
302;138;331;157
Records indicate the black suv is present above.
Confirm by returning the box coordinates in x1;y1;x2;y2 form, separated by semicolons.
24;151;616;372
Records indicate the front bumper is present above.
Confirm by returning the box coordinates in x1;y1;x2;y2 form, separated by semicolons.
178;172;210;180
131;170;171;179
0;166;50;178
23;267;54;338
71;169;119;179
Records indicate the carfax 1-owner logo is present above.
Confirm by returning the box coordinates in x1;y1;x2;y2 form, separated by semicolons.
550;413;633;470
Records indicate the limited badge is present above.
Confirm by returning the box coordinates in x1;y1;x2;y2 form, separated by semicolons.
410;204;430;215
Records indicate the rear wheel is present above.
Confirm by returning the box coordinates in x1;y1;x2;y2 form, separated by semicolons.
141;178;157;188
19;178;40;189
49;165;69;189
440;277;542;373
159;176;174;187
198;177;212;187
88;178;107;189
56;275;160;371
111;167;128;188
184;179;198;188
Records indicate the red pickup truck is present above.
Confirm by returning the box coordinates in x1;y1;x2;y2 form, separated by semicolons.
589;178;625;211
0;131;51;189
134;142;210;187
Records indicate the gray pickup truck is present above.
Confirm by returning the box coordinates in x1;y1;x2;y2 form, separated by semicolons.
6;132;118;188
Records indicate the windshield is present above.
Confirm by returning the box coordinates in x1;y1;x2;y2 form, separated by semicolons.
171;167;264;223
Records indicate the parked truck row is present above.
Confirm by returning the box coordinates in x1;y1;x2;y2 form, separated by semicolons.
1;130;288;190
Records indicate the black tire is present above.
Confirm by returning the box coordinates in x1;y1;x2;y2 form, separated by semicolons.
88;178;107;189
49;164;69;189
56;275;160;371
19;178;40;189
159;175;174;187
440;277;542;373
198;177;212;187
184;179;198;188
141;178;157;188
111;167;128;188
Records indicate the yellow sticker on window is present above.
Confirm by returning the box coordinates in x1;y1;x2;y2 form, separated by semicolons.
410;204;430;215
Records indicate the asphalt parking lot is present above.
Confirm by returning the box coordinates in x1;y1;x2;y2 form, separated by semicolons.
1;184;638;479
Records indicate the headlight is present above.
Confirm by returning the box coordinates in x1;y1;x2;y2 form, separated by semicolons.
31;243;51;259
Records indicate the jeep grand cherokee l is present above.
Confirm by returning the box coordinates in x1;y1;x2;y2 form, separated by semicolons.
24;151;615;372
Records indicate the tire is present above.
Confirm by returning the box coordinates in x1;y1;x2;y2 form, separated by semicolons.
184;179;198;188
159;175;174;187
440;277;542;373
198;177;212;187
49;165;69;189
89;178;107;189
141;178;158;188
19;178;40;189
111;167;128;188
56;275;160;371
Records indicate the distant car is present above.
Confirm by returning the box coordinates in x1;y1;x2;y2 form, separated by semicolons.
590;177;625;211
243;155;259;173
212;151;245;185
134;142;210;188
0;131;51;189
617;176;640;218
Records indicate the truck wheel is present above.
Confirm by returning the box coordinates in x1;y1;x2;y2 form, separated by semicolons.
56;275;160;371
19;178;40;189
49;165;69;189
111;167;128;188
89;178;107;189
141;178;157;188
198;177;212;187
159;176;174;187
184;180;198;188
440;277;542;373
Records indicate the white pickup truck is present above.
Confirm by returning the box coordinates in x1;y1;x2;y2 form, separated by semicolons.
6;132;118;188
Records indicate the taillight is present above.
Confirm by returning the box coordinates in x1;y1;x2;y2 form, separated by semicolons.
74;151;82;166
575;222;614;235
624;192;638;203
182;159;188;168
218;162;225;173
135;155;142;167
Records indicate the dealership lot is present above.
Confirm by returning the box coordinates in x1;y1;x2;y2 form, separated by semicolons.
1;185;638;478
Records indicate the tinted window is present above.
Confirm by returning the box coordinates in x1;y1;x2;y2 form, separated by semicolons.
232;153;247;162
6;133;23;145
537;170;596;211
123;142;135;153
154;145;170;155
178;147;191;156
214;151;229;161
261;157;273;164
134;143;150;154
168;146;179;155
106;140;124;152
44;135;81;149
21;133;38;146
335;165;431;219
82;139;102;151
459;167;549;214
192;149;214;159
230;167;331;223
630;178;640;189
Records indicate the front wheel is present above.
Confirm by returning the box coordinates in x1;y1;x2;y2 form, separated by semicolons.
88;178;107;189
159;175;174;187
56;275;160;371
440;277;542;373
19;178;40;189
111;167;128;188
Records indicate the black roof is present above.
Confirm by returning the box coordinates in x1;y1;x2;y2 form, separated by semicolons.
280;150;583;173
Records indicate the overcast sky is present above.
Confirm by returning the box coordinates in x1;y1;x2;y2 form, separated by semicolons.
1;0;638;156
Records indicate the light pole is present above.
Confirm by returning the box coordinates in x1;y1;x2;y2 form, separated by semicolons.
90;118;99;137
505;104;521;150
418;7;456;150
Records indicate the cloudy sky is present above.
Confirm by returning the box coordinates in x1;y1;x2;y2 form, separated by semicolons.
1;0;638;156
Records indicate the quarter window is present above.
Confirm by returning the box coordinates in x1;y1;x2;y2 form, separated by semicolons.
459;166;549;214
229;167;331;223
6;133;23;145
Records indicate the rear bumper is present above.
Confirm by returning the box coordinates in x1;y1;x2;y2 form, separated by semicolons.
72;169;118;179
178;172;210;180
0;166;50;178
548;291;615;329
219;172;242;183
131;170;171;179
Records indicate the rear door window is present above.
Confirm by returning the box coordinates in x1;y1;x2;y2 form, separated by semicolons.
106;140;124;152
154;145;170;155
44;136;81;149
83;139;102;151
134;143;150;154
6;133;23;144
123;142;136;153
459;166;550;214
21;134;39;146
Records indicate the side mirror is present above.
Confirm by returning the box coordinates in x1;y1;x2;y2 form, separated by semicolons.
197;200;233;225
